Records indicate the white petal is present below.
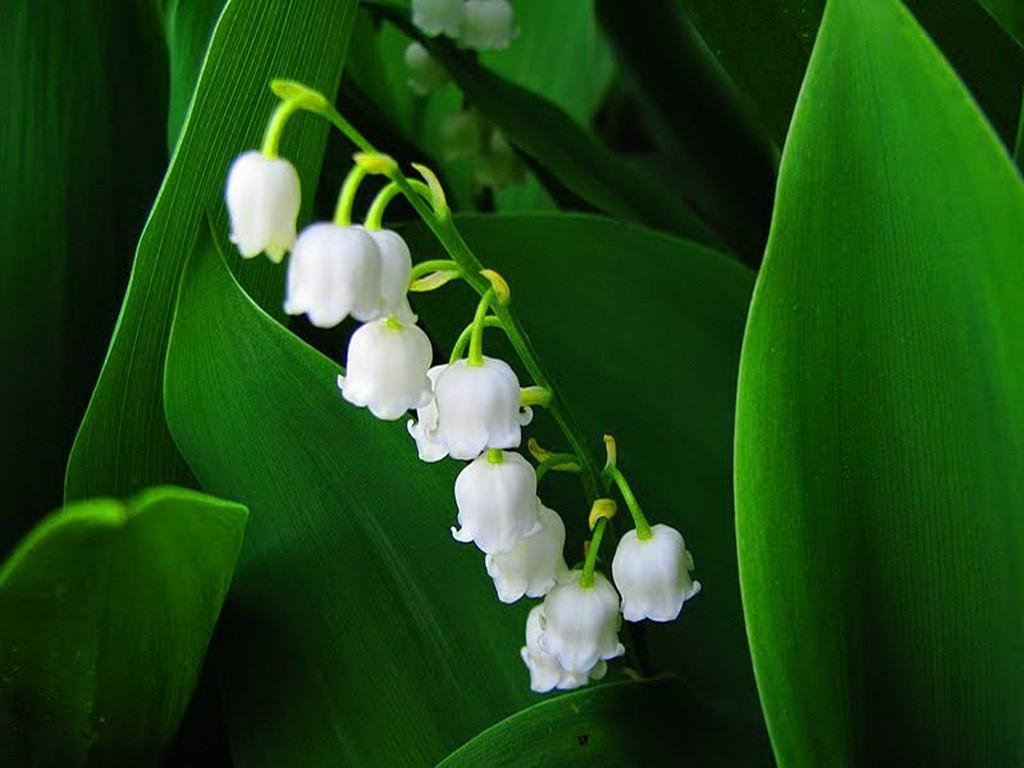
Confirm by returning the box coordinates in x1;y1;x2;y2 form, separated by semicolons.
412;0;463;37
538;571;624;675
435;357;522;460
341;319;433;420
612;524;699;623
225;151;301;262
452;451;539;554
460;0;517;51
404;41;450;95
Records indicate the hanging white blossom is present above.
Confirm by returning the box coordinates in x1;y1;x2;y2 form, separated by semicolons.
411;0;463;38
404;41;450;95
338;318;433;420
612;524;701;622
485;501;568;603
452;450;540;554
520;606;608;693
365;228;416;323
434;356;529;460
284;223;382;328
460;0;517;51
225;150;301;262
538;570;624;675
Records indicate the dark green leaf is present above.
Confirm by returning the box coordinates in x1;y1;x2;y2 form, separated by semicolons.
977;0;1024;48
595;0;778;265
0;1;168;550
367;3;721;249
735;0;1024;763
0;486;247;766
159;0;226;149
65;0;361;503
677;0;1024;147
437;678;763;767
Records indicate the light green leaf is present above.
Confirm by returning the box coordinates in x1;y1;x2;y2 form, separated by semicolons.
677;0;1024;146
368;3;720;248
163;229;533;766
401;213;769;755
437;678;762;767
735;0;1024;764
0;486;247;766
65;0;361;503
0;1;168;549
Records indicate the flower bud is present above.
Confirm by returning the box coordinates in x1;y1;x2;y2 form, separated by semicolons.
284;223;381;328
338;318;433;420
412;0;463;38
461;0;516;51
538;570;624;675
407;365;449;462
404;42;450;95
485;501;569;603
520;606;607;693
612;524;701;622
365;228;416;323
434;357;527;460
452;451;540;554
225;150;301;263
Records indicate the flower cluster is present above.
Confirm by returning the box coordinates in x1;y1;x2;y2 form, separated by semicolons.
411;0;516;51
224;81;700;694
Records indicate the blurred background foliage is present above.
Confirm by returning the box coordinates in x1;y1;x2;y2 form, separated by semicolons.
0;0;1021;765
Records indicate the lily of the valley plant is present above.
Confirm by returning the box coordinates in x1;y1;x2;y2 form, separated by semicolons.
224;79;701;692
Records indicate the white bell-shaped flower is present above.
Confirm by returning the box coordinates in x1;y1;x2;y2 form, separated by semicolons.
407;365;449;463
475;129;525;191
434;356;526;460
225;150;301;263
404;41;450;95
452;450;540;554
485;501;569;603
338;317;433;420
520;606;608;693
365;228;415;323
441;110;485;162
284;223;381;328
612;524;701;622
538;570;625;675
412;0;463;37
460;0;516;50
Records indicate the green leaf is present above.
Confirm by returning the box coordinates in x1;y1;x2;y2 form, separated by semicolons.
367;3;721;249
734;0;1024;764
401;213;769;754
65;0;361;503
163;229;533;766
977;0;1024;48
0;486;247;766
677;0;1024;147
0;1;168;549
595;0;778;265
437;678;763;767
158;0;226;149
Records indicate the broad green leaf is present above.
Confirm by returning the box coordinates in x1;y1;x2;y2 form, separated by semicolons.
65;0;361;503
978;0;1024;48
0;1;168;550
367;3;721;249
437;678;763;767
401;213;769;754
163;230;533;766
735;0;1024;764
595;0;777;265
0;486;247;766
678;0;1024;146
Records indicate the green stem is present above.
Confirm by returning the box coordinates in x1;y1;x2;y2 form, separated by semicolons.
580;517;608;589
450;316;503;364
260;99;302;158
604;466;652;539
486;448;504;464
467;289;495;367
366;179;433;229
333;165;368;226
